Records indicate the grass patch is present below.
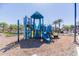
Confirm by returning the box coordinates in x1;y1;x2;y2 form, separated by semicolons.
3;32;16;37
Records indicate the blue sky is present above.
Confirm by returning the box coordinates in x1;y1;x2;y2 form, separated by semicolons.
0;3;79;26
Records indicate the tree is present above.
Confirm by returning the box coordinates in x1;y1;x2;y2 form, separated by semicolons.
53;20;58;32
19;24;24;33
63;25;72;32
0;22;8;32
8;24;17;33
57;19;63;33
70;25;74;31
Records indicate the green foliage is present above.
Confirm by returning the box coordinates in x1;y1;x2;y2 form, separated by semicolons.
0;22;24;36
53;19;63;33
0;22;8;32
19;24;24;31
63;25;73;31
9;24;17;33
3;32;16;37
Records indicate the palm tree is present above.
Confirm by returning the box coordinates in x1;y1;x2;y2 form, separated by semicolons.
57;19;63;33
53;20;58;32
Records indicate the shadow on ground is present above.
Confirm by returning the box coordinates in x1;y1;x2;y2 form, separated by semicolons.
19;39;43;48
0;39;43;53
0;41;18;53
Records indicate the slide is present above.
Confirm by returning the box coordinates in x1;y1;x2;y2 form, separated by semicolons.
42;32;51;43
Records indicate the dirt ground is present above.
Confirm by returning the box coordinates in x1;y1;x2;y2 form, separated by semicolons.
0;33;78;56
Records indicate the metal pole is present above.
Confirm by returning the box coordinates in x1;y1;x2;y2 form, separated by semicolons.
17;19;20;42
74;3;77;42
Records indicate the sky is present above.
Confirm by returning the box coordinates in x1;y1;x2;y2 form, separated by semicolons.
0;3;79;26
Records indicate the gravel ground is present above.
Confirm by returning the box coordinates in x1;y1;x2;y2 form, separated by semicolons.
0;33;78;56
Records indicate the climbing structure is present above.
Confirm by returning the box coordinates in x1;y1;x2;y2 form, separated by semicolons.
31;11;44;39
23;11;53;43
24;16;32;39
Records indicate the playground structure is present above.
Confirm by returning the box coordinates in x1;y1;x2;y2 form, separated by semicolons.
23;12;53;43
16;3;78;43
22;3;78;43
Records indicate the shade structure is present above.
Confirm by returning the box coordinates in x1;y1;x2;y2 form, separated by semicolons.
31;11;44;19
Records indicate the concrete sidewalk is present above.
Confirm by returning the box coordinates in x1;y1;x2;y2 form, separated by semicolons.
76;47;79;56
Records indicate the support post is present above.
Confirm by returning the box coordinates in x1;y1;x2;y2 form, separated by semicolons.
17;19;20;42
40;18;42;39
24;16;27;39
74;3;77;42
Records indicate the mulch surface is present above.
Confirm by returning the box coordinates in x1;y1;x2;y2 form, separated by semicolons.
0;33;77;56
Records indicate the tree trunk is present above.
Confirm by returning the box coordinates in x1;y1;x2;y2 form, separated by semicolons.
59;23;60;33
3;25;4;32
55;24;56;32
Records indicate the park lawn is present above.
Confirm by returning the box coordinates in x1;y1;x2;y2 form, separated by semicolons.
3;32;16;37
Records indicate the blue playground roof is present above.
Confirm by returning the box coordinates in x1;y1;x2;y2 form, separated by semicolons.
31;11;44;19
